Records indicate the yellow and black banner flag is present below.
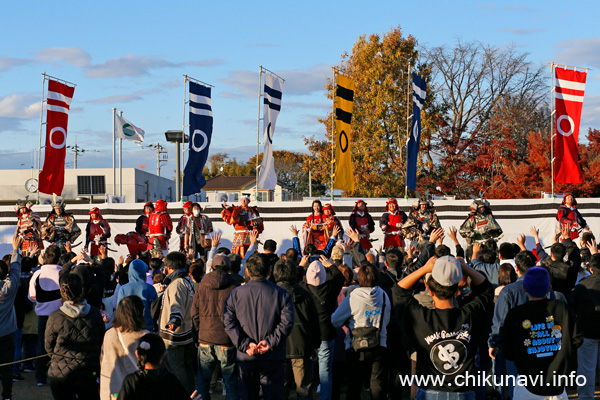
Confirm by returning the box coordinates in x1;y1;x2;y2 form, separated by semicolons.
333;73;355;191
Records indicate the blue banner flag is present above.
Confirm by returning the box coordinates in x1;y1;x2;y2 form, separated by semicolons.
406;72;426;191
183;81;213;196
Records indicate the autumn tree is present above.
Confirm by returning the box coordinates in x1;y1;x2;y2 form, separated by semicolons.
306;26;429;197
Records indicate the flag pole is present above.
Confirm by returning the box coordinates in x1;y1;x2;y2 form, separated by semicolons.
112;107;116;196
37;72;47;204
119;111;123;198
550;62;555;198
331;68;337;201
181;75;188;201
404;62;411;199
256;66;263;202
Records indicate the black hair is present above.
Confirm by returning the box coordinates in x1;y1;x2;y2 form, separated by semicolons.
435;245;451;258
285;248;299;263
499;242;515;260
0;260;7;280
136;333;166;371
498;263;517;286
357;263;379;288
515;250;536;274
21;256;37;274
304;244;317;256
246;254;269;279
189;261;205;281
149;258;163;271
60;273;83;302
582;232;596;247
478;247;496;264
216;247;231;256
273;259;297;283
228;253;242;274
385;248;404;270
263;239;277;253
113;295;146;332
484;239;497;253
589;253;600;274
427;276;459;300
43;245;61;265
550;243;566;261
164;251;186;271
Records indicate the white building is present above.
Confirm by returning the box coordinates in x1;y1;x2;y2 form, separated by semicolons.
0;168;176;204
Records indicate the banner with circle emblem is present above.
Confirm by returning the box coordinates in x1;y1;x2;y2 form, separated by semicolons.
333;73;355;191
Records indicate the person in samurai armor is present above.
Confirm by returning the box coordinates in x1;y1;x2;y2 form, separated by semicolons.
403;198;442;242
303;200;328;250
556;193;588;240
323;203;344;241
147;199;173;257
42;197;81;249
349;199;375;250
221;195;264;256
185;202;213;258
85;207;111;261
114;232;147;258
380;198;407;250
459;198;503;245
135;202;154;242
176;201;193;253
14;199;43;256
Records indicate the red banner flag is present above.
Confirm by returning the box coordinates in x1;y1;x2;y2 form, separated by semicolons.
554;67;586;183
39;80;75;195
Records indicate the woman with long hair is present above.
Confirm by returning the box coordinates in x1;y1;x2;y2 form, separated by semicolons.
100;295;148;400
304;200;328;250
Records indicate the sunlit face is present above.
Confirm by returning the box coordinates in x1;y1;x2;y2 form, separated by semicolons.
91;213;99;222
144;206;153;215
54;207;63;215
313;202;322;214
420;204;427;212
357;201;366;211
183;207;191;216
324;208;332;216
388;203;397;212
565;195;573;206
192;206;201;216
241;198;250;207
19;207;27;215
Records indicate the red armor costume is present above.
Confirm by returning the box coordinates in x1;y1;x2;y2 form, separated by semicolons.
556;193;587;240
114;232;147;258
176;201;193;252
323;203;343;241
349;200;375;250
304;200;328;250
221;197;264;256
380;198;407;249
14;199;43;256
148;199;173;255
135;202;153;242
86;207;111;257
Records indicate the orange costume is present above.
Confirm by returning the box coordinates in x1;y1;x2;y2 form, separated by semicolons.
304;213;328;250
221;200;264;256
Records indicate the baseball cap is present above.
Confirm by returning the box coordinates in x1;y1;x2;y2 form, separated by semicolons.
431;255;463;286
212;254;231;270
523;267;551;298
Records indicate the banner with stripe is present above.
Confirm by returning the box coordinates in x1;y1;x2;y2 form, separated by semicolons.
406;72;427;191
554;67;586;183
183;81;213;195
333;73;355;191
39;79;75;195
258;74;283;190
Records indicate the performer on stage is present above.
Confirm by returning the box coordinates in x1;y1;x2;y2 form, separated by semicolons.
556;193;588;240
147;199;173;257
176;201;193;252
221;196;264;256
185;202;213;258
303;200;328;250
349;199;375;250
459;198;503;245
42;197;81;249
85;207;111;260
14;199;43;256
380;198;407;250
323;203;344;241
135;202;153;242
402;198;441;242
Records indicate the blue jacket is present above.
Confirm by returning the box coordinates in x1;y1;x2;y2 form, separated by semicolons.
224;278;294;362
0;252;21;337
117;259;158;330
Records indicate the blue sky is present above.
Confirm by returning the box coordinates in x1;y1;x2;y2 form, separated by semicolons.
1;0;599;179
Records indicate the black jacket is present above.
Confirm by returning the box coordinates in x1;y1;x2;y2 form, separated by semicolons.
302;265;344;341
277;281;321;358
569;273;600;339
45;301;105;381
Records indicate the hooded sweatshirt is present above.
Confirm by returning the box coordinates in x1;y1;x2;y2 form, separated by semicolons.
117;259;158;330
0;251;21;337
331;286;391;349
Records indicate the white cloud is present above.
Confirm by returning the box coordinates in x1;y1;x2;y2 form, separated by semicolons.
554;38;600;69
0;56;31;72
34;47;91;67
84;54;178;78
581;95;600;128
184;59;225;67
0;94;41;118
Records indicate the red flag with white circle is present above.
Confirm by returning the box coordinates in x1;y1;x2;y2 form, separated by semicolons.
39;80;75;195
554;67;586;183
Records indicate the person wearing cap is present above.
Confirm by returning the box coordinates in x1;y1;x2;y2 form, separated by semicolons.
380;198;407;250
135;202;154;242
222;196;264;256
556;193;587;241
349;200;375;250
502;267;582;399
176;201;193;253
42;197;81;249
394;254;494;398
185;202;213;259
85;207;111;261
223;253;294;399
192;253;240;399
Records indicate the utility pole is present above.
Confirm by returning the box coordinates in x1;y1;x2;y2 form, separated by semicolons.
142;143;168;176
66;136;98;168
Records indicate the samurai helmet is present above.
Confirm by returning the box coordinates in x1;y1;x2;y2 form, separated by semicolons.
155;199;167;212
15;197;33;213
469;193;490;212
52;194;65;209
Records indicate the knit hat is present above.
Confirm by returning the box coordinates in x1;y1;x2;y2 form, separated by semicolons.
331;245;344;261
523;267;551;298
431;255;463;286
306;260;326;286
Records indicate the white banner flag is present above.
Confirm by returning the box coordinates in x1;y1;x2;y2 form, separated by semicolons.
115;114;145;144
258;74;283;190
